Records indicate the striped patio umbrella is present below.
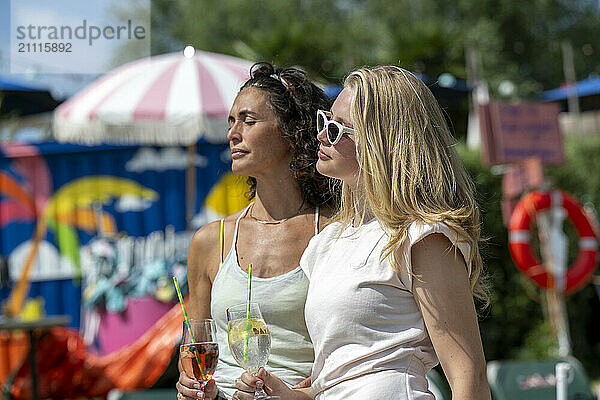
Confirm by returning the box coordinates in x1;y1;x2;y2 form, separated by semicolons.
53;48;252;145
52;48;252;226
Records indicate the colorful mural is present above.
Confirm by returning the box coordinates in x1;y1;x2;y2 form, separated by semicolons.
0;141;250;331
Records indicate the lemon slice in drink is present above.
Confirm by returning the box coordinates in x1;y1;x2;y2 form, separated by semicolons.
228;319;269;343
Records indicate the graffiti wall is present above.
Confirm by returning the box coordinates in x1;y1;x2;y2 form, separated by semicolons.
0;141;249;333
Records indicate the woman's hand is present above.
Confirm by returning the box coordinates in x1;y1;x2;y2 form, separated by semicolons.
233;368;312;400
291;376;311;389
176;371;219;400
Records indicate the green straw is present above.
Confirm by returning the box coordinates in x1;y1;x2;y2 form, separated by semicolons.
173;276;206;381
244;264;252;362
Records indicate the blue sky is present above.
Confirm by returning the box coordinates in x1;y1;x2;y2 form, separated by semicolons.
0;0;149;99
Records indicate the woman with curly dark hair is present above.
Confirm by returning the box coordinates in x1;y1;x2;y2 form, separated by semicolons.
176;62;337;400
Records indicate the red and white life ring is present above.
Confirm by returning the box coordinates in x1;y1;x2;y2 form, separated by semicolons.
508;190;598;294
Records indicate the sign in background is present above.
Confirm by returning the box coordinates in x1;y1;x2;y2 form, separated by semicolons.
487;359;594;399
500;157;545;226
479;102;565;166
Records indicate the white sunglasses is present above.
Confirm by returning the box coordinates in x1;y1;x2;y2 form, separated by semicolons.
316;109;355;145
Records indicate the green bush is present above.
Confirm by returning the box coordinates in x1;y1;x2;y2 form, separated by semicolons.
457;136;600;380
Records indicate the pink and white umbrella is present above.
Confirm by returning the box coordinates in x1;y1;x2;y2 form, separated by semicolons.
53;48;252;145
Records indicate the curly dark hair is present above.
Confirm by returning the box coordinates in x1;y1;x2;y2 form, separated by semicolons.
239;62;338;208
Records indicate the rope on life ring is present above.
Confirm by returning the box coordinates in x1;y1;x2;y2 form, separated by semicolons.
508;190;598;294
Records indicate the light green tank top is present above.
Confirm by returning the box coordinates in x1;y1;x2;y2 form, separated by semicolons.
210;204;319;399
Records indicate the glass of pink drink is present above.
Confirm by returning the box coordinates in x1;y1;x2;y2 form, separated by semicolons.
180;319;219;386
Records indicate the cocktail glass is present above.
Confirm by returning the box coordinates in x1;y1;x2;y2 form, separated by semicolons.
180;319;219;388
226;302;279;400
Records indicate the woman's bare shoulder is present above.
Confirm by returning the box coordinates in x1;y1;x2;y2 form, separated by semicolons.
188;208;248;278
188;221;221;278
190;208;247;248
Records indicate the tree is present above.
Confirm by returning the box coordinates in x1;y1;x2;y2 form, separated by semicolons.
151;0;600;97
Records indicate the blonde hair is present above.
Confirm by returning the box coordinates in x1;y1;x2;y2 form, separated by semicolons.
341;65;488;304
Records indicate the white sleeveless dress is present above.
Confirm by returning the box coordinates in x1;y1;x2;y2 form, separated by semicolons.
301;219;471;399
210;204;320;399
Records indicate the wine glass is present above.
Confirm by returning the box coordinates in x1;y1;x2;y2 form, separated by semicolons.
180;319;219;388
227;302;279;400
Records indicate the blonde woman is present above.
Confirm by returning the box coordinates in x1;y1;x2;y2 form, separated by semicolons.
235;66;491;399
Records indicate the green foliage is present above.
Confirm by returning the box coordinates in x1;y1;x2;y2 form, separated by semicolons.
150;0;371;83
517;320;559;360
107;0;152;68
458;136;600;380
150;0;600;96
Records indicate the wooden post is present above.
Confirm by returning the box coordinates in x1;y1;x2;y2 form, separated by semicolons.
186;144;197;229
465;44;490;150
537;191;571;357
561;40;580;116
